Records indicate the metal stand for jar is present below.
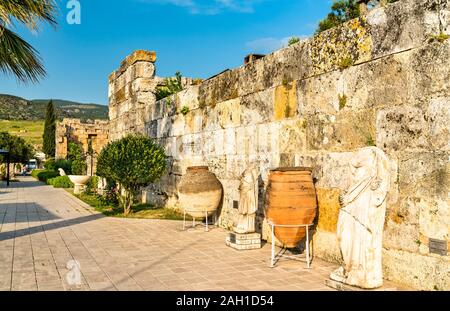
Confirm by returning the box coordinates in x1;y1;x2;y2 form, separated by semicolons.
182;209;218;232
268;221;314;269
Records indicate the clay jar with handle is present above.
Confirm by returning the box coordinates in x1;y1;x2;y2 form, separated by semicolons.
178;166;223;219
266;167;318;248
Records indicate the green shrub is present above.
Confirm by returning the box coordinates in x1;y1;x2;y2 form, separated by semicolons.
44;158;72;174
288;37;301;46
47;175;74;188
86;175;99;194
32;169;59;182
68;143;87;175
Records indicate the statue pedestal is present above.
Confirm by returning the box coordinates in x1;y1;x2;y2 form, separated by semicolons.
226;232;261;250
325;279;398;291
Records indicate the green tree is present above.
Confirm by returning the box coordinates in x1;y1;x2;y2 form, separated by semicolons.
68;142;86;175
0;132;34;163
316;0;399;33
42;99;56;158
317;0;360;33
0;0;57;83
96;135;167;216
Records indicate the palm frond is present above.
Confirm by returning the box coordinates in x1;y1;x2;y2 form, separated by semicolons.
0;25;45;83
0;0;57;29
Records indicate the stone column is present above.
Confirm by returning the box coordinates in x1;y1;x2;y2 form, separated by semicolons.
108;50;157;141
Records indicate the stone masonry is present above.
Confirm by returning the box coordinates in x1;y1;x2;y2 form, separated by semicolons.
55;118;109;175
108;0;450;290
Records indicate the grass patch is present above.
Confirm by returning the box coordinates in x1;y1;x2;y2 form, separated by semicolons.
428;32;450;43
69;190;190;221
0;120;44;150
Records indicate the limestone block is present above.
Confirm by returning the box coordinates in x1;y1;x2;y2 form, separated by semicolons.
332;110;376;151
132;78;157;93
409;41;450;101
427;97;450;151
198;69;239;108
305;114;337;151
376;106;429;152
257;124;270;154
244;126;258;156
316;188;341;233
224;128;236;156
137;91;156;105
397;151;449;198
309;18;372;76
268;122;280;156
297;70;342;115
115;86;126;104
278;119;307;154
343;52;410;110
317;152;354;189
157;117;172;138
312;230;343;264
441;7;450;34
177;85;200;110
293;153;323;181
235;127;247;156
382;248;450;291
202;131;215;157
274;81;297;121
132;61;156;79
419;197;450;242
240;88;274;126
201;107;219;132
170;115;185;137
384;220;420;253
368;0;440;59
213;130;225;156
206;156;228;181
217;98;241;129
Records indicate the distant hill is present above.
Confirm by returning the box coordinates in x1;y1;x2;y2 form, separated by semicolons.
0;94;109;121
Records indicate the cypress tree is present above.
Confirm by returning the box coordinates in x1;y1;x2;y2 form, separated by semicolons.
43;100;56;158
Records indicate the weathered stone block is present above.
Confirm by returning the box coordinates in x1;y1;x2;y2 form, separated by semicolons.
216;98;241;129
377;106;429;152
297;70;343;115
382;248;450;291
240;89;274;126
274;81;297;120
278;119;307;154
317;188;341;233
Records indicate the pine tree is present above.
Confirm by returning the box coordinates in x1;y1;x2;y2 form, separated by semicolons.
43;100;56;158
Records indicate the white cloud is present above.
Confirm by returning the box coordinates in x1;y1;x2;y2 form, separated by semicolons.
245;35;308;54
138;0;265;15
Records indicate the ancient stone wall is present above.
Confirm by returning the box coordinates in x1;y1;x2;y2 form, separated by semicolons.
55;118;109;174
108;0;450;290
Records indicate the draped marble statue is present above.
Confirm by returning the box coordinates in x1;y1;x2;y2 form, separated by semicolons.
330;147;391;289
234;163;259;234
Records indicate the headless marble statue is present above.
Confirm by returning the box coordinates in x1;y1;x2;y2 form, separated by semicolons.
330;147;390;289
234;163;259;234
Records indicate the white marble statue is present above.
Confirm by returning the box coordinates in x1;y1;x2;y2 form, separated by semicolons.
330;147;391;289
234;163;259;234
58;168;66;176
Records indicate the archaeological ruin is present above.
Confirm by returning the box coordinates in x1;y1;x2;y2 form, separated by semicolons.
104;0;449;290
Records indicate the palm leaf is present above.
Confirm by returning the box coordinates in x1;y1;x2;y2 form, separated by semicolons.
0;0;57;29
0;25;45;83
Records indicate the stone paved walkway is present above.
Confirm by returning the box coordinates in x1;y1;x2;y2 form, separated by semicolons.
0;177;339;291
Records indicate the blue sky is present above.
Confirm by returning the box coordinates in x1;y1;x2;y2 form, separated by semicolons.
0;0;331;105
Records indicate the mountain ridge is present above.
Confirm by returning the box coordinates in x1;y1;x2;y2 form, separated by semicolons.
0;94;109;121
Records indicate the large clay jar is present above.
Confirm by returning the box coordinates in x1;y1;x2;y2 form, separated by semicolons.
266;167;318;248
178;166;223;219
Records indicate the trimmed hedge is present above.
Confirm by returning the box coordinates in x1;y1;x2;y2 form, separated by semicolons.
31;169;59;183
47;175;74;188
